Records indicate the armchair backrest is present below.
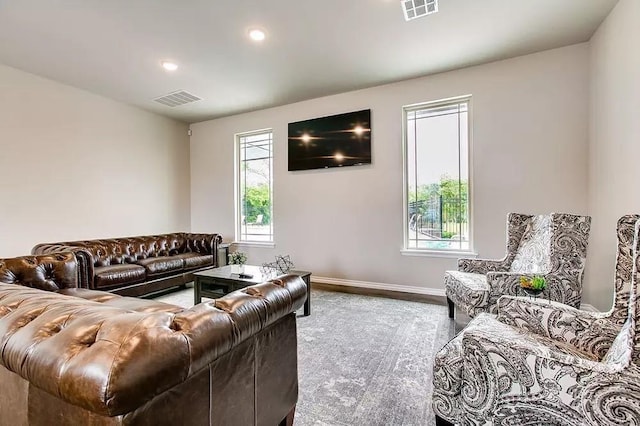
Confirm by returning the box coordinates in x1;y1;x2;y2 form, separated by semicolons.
610;215;640;325
501;213;533;268
508;213;591;279
510;214;552;274
602;218;640;369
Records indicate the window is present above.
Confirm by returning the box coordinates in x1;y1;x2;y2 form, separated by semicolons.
403;96;471;252
236;129;274;243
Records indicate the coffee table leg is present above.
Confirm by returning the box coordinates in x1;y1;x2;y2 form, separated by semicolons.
194;278;202;305
303;275;311;316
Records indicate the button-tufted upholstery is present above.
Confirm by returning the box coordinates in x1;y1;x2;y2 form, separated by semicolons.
0;253;78;291
33;233;222;297
0;263;306;425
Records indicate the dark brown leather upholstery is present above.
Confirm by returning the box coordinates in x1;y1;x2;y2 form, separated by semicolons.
0;255;305;425
32;233;222;296
0;253;78;291
94;264;146;288
174;253;214;270
136;256;184;276
57;288;186;314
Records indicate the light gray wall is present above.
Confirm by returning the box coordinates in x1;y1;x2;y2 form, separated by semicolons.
191;44;589;294
0;64;191;256
586;0;640;310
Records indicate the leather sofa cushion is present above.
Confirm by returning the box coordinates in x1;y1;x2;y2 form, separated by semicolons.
56;287;122;303
101;297;184;314
56;288;184;314
173;253;213;270
94;264;146;289
136;257;184;276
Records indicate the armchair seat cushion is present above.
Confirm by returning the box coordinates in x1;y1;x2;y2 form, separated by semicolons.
136;256;184;276
172;253;213;270
444;271;489;317
94;264;146;289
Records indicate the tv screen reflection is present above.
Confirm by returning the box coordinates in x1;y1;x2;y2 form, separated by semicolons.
288;109;371;171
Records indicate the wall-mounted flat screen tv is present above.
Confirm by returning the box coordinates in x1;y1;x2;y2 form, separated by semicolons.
288;109;371;171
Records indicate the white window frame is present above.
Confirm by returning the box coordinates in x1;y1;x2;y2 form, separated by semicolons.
401;95;475;257
234;129;275;247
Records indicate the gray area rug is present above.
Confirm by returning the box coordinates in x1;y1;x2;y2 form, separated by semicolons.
155;286;454;426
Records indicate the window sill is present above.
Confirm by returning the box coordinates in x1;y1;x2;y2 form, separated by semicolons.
233;241;275;249
400;249;478;259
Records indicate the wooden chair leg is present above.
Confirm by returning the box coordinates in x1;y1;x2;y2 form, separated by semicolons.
278;405;296;426
447;297;455;319
435;414;455;426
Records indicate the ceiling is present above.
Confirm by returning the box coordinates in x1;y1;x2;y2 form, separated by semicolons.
0;0;618;123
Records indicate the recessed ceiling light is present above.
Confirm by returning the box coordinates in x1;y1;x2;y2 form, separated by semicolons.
248;29;266;42
161;61;178;71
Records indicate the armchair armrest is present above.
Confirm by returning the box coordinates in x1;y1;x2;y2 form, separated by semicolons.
462;322;612;375
497;296;619;359
460;323;637;425
486;271;582;313
457;258;509;274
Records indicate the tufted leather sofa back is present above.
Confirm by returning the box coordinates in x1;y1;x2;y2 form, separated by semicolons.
67;235;188;267
34;233;219;268
0;274;306;417
0;253;78;291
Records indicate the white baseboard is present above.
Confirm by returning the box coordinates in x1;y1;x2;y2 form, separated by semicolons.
311;276;446;297
311;276;600;311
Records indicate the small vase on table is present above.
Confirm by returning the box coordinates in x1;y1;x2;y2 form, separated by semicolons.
228;251;247;274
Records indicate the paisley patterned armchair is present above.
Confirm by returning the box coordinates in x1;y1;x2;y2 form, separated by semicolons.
444;213;591;318
433;215;640;425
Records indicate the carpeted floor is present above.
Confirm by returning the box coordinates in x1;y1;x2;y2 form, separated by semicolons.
154;286;455;426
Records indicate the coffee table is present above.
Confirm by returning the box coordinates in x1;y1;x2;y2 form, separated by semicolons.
193;265;312;316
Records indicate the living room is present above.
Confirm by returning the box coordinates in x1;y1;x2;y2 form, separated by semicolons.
0;0;639;425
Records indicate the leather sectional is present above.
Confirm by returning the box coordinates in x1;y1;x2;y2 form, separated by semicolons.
32;232;222;296
0;253;304;425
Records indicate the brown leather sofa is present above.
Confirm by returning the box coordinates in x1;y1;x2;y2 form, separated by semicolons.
0;253;305;425
32;233;222;296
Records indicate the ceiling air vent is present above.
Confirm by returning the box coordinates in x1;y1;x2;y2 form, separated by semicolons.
402;0;438;21
153;90;202;107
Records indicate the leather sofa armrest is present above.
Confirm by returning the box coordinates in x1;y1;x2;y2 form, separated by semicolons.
0;253;80;291
32;244;94;288
183;233;222;265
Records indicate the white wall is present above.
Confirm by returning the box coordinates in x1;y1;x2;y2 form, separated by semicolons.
586;0;640;310
191;44;589;294
0;64;191;256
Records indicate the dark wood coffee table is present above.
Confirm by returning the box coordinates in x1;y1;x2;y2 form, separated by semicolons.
193;265;312;316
